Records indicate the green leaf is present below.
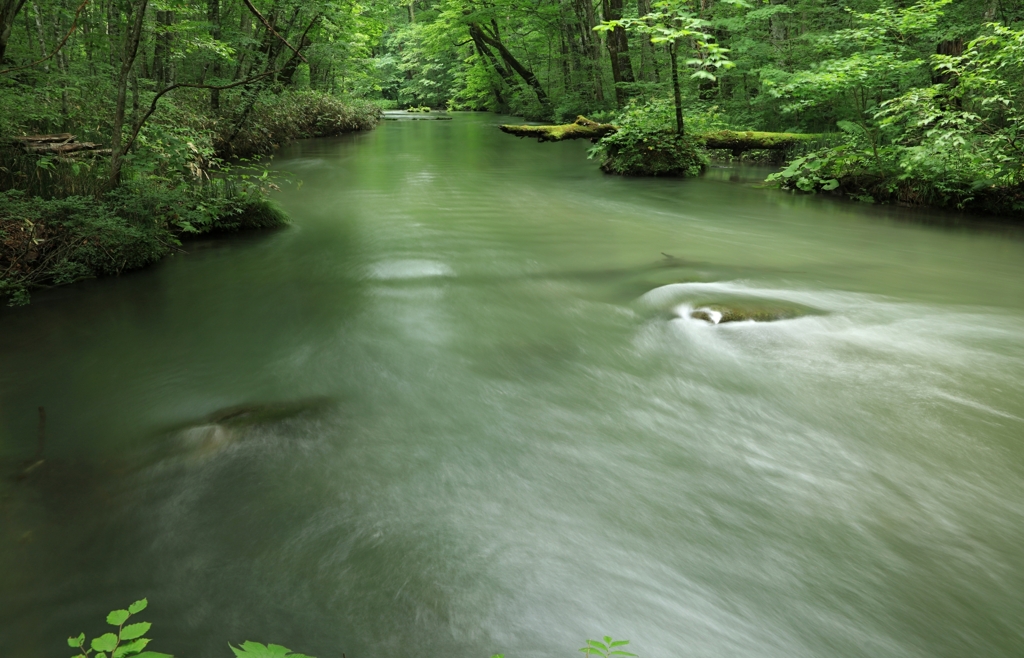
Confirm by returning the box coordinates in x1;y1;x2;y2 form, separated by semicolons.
68;634;85;648
107;610;131;626
587;640;609;651
230;642;314;658
113;638;151;658
127;600;148;615
608;641;631;648
92;633;118;652
822;179;840;191
119;623;151;641
609;652;637;657
133;652;174;658
836;120;865;135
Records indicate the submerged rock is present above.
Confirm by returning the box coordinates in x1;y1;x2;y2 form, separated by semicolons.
168;396;335;460
688;302;813;324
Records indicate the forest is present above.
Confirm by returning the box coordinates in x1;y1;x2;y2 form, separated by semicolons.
2;0;1024;303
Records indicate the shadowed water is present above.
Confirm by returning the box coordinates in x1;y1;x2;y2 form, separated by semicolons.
1;113;1023;658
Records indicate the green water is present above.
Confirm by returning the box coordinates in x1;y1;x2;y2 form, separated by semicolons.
2;113;1023;658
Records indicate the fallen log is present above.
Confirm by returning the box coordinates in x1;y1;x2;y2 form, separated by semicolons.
11;133;76;144
499;116;616;142
701;130;820;154
499;116;820;153
8;134;106;156
22;141;105;154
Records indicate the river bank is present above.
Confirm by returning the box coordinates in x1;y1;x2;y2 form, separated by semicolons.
0;94;381;306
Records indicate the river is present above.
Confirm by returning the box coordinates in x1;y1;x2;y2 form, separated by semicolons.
1;113;1023;658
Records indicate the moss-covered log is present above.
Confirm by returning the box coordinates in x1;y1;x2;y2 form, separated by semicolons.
700;130;820;154
499;116;617;142
499;117;820;153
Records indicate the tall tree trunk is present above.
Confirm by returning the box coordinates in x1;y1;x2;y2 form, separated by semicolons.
670;40;682;134
470;22;549;110
637;0;655;82
0;0;27;63
602;0;634;106
109;0;149;188
30;1;47;71
51;0;70;117
573;0;603;102
279;14;319;85
106;0;120;71
152;9;174;87
208;0;221;110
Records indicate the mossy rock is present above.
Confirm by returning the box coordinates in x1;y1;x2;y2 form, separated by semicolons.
210;197;289;232
688;300;817;324
599;131;709;177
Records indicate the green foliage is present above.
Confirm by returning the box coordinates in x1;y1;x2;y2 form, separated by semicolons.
64;601;316;658
590;99;709;177
595;129;708;177
578;636;637;658
67;598;171;658
0;178;287;305
771;17;1024;215
229;642;315;658
223;92;382;159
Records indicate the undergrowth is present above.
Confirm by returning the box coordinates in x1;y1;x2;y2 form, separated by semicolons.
222;92;381;158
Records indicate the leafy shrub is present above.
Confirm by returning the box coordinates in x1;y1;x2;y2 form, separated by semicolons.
223;92;382;158
0;180;287;305
0;190;169;304
594;129;708;177
588;98;712;177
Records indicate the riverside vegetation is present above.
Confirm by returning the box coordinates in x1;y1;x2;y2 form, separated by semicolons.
68;599;634;658
0;0;381;305
4;0;1024;305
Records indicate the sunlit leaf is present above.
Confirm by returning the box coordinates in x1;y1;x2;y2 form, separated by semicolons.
107;610;131;626
119;623;151;641
92;634;118;653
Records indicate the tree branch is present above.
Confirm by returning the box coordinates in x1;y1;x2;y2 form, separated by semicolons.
240;0;307;64
121;70;280;156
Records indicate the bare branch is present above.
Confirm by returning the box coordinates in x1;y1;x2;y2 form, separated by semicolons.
240;0;307;64
121;70;281;156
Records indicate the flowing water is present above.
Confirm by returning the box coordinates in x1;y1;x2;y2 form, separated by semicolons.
2;113;1023;658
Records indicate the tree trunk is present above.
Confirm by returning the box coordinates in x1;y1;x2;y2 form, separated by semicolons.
574;0;603;102
30;1;47;72
470;22;549;109
0;0;27;63
108;0;149;188
636;0;655;82
670;41;682;134
152;9;174;87
208;0;221;110
602;0;634;106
